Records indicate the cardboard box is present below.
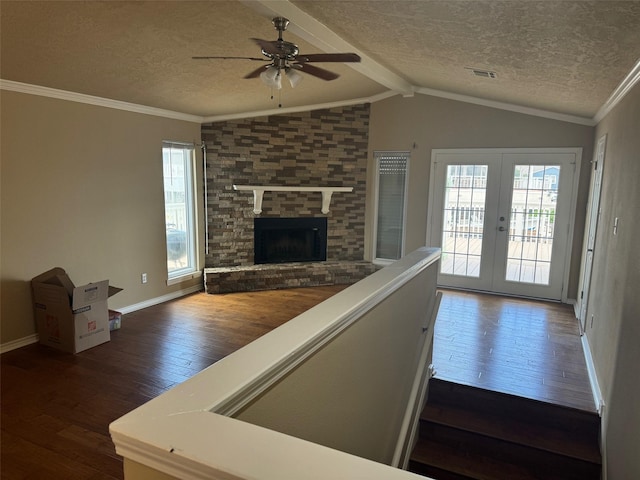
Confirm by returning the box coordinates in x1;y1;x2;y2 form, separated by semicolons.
109;309;122;331
31;268;122;353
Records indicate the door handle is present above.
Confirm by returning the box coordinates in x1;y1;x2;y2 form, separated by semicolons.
498;226;506;231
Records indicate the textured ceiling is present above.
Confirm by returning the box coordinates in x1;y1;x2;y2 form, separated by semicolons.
2;1;639;120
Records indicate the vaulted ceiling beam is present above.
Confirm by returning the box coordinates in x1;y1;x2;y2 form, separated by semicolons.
240;0;415;97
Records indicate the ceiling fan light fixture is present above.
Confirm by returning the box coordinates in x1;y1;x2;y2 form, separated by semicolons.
286;68;303;88
260;66;282;89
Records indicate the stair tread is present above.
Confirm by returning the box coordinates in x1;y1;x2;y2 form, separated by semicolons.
408;461;476;480
412;379;602;480
411;436;595;480
421;402;601;464
427;379;600;437
429;378;599;414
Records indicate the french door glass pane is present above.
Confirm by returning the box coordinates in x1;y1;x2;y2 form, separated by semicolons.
505;165;559;285
440;164;487;277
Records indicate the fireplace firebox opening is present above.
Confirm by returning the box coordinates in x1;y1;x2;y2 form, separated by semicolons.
254;217;327;264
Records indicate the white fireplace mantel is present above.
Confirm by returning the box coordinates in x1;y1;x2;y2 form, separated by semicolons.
233;185;353;214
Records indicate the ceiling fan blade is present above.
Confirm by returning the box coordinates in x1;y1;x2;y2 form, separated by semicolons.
296;53;361;63
251;38;280;56
244;65;269;79
193;56;267;61
293;63;339;81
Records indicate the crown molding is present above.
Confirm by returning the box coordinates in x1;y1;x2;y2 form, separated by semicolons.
0;78;396;124
593;58;640;124
0;80;204;123
414;86;596;126
6;62;639;128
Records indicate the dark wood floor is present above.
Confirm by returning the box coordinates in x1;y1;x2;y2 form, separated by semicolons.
433;289;594;411
1;286;594;479
1;286;346;480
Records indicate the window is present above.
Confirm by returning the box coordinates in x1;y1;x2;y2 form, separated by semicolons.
373;151;409;263
162;142;197;281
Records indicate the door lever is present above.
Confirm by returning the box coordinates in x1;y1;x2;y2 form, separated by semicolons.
498;226;506;231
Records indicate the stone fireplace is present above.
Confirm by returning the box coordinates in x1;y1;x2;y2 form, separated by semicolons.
254;217;327;264
201;105;376;294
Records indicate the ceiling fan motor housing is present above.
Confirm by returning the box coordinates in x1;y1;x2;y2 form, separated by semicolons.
272;17;290;33
262;41;299;61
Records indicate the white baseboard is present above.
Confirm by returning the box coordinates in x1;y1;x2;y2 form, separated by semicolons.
575;331;607;479
581;333;604;414
0;334;39;354
600;404;608;480
579;334;606;479
117;284;203;315
1;285;204;354
572;298;581;319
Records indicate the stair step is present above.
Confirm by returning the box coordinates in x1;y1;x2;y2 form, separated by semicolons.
409;460;475;480
427;378;600;443
409;379;602;480
411;424;601;480
421;402;601;464
410;438;536;480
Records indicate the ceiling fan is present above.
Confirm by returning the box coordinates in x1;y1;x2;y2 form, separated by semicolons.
193;17;361;89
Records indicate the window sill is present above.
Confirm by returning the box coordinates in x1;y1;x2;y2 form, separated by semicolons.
373;258;396;267
167;270;202;286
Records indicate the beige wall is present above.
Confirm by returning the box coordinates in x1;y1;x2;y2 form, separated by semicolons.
366;94;595;299
1;91;203;344
235;261;438;465
587;83;640;480
123;459;180;480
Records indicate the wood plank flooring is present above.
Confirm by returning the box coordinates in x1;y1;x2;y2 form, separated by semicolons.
1;285;594;479
1;286;346;480
432;289;594;411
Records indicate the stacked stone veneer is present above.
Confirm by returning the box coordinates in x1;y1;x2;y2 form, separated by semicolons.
201;104;375;293
204;261;377;294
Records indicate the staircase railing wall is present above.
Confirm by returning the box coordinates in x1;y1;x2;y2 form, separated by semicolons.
110;247;441;480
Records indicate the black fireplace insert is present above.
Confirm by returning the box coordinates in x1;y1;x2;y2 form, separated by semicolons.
254;217;327;264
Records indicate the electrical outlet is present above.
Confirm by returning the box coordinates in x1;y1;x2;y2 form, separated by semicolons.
141;273;148;284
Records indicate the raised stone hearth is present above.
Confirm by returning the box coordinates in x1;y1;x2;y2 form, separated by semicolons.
204;261;377;294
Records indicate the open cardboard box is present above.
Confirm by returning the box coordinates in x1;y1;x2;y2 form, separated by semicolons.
31;267;122;353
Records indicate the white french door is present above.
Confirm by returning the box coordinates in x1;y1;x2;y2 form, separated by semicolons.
428;149;580;301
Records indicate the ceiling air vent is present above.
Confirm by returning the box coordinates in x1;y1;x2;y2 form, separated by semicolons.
466;67;497;79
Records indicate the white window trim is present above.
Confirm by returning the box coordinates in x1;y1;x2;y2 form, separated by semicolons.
166;270;202;287
162;141;199;283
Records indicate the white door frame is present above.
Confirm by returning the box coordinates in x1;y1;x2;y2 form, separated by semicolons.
427;147;582;303
577;135;606;331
